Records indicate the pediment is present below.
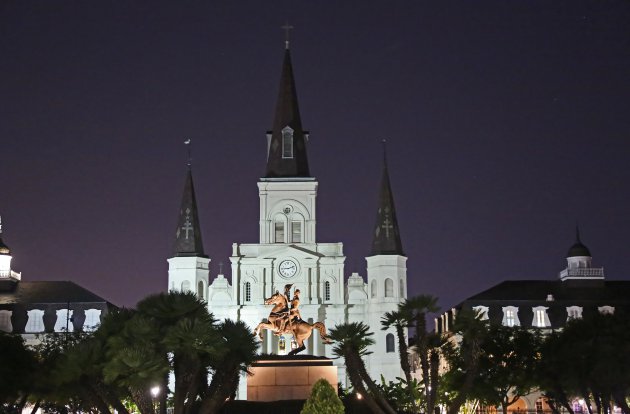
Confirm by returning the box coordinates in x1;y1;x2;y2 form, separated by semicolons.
260;244;323;261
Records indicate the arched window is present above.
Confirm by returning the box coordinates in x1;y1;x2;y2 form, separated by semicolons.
245;282;252;302
54;309;74;332
324;281;331;301
282;126;294;158
25;309;45;333
371;280;377;298
0;310;12;333
197;281;204;299
181;280;191;292
386;333;395;353
532;306;550;328
274;221;285;243
83;309;102;331
384;278;394;297
399;279;405;297
502;306;520;327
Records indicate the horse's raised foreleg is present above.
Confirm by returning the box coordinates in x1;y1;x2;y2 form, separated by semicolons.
255;322;276;340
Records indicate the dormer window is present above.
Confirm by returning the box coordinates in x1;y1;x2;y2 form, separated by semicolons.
566;306;583;321
473;306;490;321
532;306;551;328
282;126;294;158
598;305;615;315
502;306;520;327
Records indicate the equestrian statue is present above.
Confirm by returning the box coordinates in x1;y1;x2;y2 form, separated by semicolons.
254;284;332;355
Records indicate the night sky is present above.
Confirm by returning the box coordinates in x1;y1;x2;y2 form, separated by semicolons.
2;1;630;312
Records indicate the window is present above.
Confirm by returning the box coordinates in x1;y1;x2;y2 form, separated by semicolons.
0;310;12;333
197;281;204;299
386;333;395;353
502;306;520;327
291;221;302;243
181;280;191;292
532;307;550;328
25;309;45;333
473;306;490;321
275;221;284;243
399;279;404;297
566;306;583;321
324;281;331;301
536;400;544;414
371;280;377;298
245;282;252;302
54;309;74;332
282;126;294;158
384;278;394;297
83;309;102;331
598;305;615;315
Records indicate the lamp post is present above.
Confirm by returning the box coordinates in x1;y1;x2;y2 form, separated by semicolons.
150;386;160;413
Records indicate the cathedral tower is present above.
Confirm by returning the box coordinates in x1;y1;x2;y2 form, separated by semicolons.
258;46;317;245
365;144;408;380
167;167;210;301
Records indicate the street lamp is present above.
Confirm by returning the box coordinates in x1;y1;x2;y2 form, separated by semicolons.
151;386;160;412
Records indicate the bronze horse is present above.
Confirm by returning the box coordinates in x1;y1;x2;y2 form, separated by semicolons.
254;291;332;355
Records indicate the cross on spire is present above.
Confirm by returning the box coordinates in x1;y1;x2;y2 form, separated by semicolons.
184;138;192;169
281;22;294;49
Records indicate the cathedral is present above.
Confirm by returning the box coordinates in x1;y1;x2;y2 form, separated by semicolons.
167;45;407;392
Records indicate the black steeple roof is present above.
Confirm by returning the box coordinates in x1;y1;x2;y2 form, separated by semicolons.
567;225;591;258
173;169;206;258
370;144;404;256
264;47;311;178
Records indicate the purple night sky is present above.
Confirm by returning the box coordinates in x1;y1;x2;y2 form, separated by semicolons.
1;1;629;312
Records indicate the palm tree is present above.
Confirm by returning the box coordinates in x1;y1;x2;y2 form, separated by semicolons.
329;322;396;414
400;295;440;414
381;310;412;384
138;291;222;414
443;308;488;414
198;319;259;414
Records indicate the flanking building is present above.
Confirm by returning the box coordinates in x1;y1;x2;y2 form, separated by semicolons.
436;230;630;413
166;44;408;393
0;219;114;345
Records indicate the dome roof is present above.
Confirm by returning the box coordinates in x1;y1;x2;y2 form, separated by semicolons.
0;237;10;255
567;241;591;257
567;226;591;257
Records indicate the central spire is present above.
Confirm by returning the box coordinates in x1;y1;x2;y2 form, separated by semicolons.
264;43;311;178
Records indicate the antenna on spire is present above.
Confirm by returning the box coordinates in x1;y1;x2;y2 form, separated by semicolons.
184;138;192;169
575;221;582;243
281;22;294;49
381;139;388;166
219;262;224;274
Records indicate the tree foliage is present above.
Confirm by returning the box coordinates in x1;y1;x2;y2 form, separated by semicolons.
301;378;345;414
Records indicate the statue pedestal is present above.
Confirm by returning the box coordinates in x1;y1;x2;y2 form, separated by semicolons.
247;355;338;401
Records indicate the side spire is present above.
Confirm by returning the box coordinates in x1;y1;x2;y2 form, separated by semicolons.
264;38;311;178
173;140;206;257
371;141;404;256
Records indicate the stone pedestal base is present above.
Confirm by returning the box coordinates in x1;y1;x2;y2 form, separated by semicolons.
247;355;338;401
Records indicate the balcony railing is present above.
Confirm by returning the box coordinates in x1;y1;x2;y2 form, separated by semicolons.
559;267;604;279
0;270;21;280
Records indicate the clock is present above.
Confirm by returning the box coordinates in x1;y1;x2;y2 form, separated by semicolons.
278;259;298;278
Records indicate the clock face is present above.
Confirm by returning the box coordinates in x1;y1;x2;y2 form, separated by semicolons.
278;259;298;278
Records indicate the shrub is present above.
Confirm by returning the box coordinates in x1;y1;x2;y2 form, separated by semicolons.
301;378;344;414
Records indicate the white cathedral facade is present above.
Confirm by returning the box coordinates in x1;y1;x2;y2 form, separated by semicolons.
167;46;407;392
